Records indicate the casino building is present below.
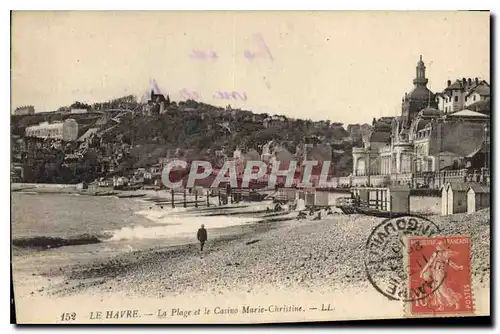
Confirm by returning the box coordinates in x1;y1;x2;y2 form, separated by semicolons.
351;56;490;188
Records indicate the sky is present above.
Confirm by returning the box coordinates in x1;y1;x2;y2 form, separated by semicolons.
11;11;490;125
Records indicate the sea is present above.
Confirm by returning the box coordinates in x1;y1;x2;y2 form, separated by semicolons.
12;190;437;254
11;191;268;253
10;190;359;276
11;193;275;281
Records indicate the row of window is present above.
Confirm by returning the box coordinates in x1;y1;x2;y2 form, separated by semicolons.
414;129;431;140
445;96;459;103
26;128;63;138
444;94;477;103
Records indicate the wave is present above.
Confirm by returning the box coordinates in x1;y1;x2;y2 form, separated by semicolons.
107;215;261;241
12;233;105;250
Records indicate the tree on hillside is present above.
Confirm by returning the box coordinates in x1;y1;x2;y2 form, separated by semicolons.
70;101;92;110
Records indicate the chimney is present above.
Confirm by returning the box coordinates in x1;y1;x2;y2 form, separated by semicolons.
467;78;472;86
462;77;467;86
475;77;479;84
447;80;451;87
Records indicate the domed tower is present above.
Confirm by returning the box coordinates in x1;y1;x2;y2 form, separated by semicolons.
401;56;438;128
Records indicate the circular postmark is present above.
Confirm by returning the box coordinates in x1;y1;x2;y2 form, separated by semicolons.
364;214;443;302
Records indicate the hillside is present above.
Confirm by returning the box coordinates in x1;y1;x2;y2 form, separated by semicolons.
11;98;359;184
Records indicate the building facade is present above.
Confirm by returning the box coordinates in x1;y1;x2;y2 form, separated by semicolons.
351;56;490;188
436;78;490;113
25;119;79;141
147;90;170;115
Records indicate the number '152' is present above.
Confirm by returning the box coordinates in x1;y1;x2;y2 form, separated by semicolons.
60;312;76;321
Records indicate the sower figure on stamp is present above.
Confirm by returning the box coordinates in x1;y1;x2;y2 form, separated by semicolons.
197;224;208;255
420;241;463;310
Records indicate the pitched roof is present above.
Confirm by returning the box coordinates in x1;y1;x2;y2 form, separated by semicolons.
466;143;486;158
465;82;490;97
442;79;490;97
449;109;489;118
467;183;490;194
447;79;465;90
449;183;469;192
438;151;461;157
467;98;490;114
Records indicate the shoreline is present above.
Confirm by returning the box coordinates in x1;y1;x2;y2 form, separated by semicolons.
13;207;490;301
13;211;491;323
12;189;489;322
11;182;442;215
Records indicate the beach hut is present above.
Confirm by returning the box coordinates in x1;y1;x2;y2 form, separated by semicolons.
305;190;315;207
314;191;329;207
303;189;329;207
467;183;490;214
298;190;306;201
277;188;297;202
441;182;468;215
388;186;410;213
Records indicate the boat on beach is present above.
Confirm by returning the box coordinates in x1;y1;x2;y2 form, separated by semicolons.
354;206;410;218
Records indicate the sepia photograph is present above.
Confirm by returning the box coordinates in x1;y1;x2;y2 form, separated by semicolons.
10;10;491;324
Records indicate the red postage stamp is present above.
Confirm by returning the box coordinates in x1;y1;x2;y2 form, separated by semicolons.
407;235;474;315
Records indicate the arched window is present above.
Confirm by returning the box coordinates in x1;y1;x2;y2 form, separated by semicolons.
356;158;366;176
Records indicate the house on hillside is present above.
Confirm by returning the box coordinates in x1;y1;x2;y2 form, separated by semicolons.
147;90;169;115
436;77;490;113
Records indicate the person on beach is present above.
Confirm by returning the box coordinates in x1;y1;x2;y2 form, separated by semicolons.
197;224;208;252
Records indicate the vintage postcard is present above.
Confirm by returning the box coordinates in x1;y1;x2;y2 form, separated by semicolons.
10;10;491;324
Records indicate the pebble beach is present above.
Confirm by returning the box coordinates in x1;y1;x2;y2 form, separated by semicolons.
15;206;490;298
12;188;491;323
